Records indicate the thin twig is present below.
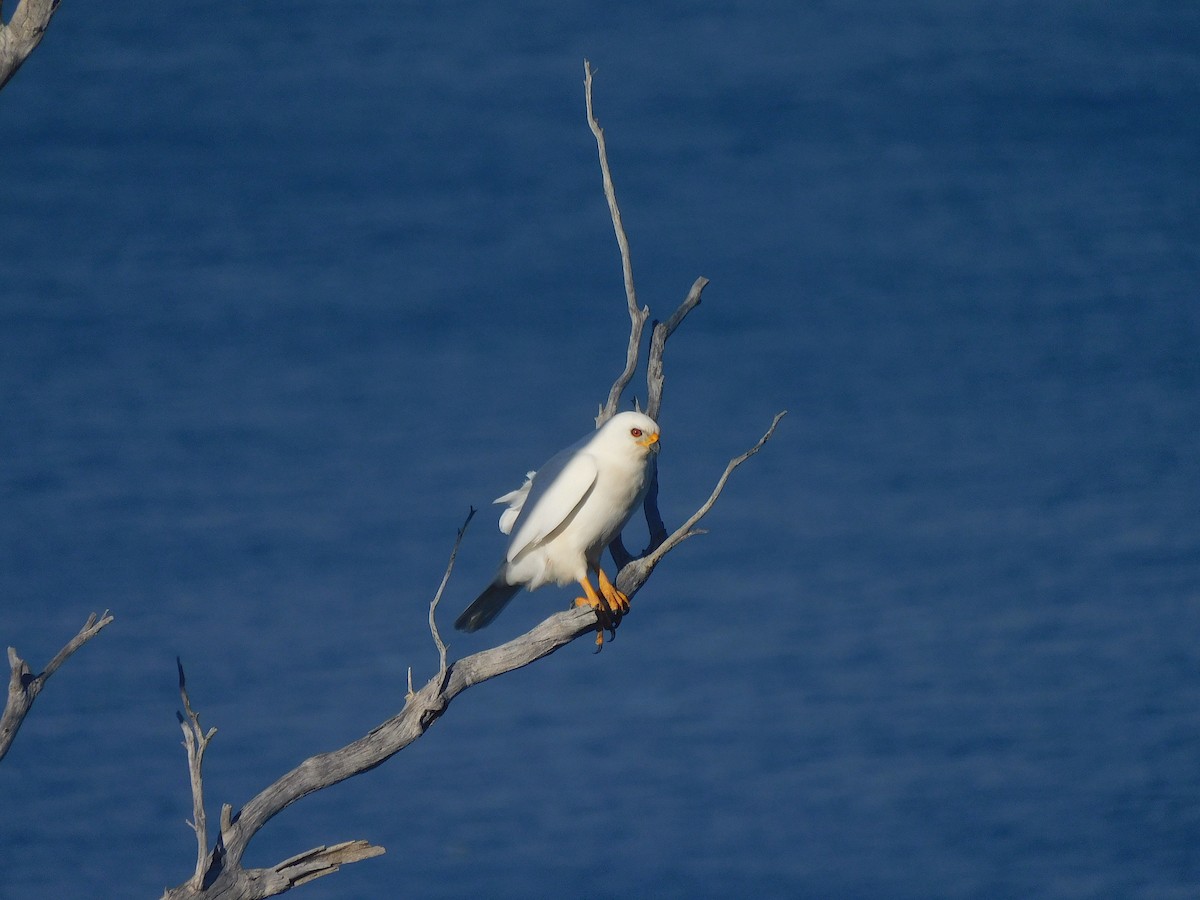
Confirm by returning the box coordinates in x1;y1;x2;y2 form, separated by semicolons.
615;411;788;597
429;508;476;688
586;59;650;425
1;611;114;763
41;611;113;679
649;411;787;565
646;277;708;422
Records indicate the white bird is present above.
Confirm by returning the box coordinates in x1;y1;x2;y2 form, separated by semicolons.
454;410;661;638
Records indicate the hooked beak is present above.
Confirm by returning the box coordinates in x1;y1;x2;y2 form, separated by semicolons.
638;431;661;452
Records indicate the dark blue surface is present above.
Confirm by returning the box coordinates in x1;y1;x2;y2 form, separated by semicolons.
2;3;1198;897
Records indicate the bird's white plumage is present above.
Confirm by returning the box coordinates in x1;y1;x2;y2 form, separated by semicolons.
502;410;659;588
454;410;661;632
494;471;535;535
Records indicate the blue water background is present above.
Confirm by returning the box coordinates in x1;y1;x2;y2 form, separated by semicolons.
2;2;1198;897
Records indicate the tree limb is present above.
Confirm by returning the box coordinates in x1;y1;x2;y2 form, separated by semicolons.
162;664;389;899
162;510;477;898
645;276;708;423
0;0;61;93
163;401;782;896
428;507;475;691
615;410;788;596
1;611;114;763
619;275;710;565
161;62;784;899
587;59;651;426
161;604;595;899
176;659;218;891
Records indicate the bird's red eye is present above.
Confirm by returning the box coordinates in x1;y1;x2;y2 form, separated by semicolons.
630;428;643;437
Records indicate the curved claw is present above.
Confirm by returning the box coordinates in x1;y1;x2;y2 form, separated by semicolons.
574;573;628;652
575;596;613;651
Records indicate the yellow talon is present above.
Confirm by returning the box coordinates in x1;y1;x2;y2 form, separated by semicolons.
596;567;629;615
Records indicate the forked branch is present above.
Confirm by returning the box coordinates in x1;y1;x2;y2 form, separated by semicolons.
0;0;62;92
161;62;782;899
1;611;114;762
176;660;218;891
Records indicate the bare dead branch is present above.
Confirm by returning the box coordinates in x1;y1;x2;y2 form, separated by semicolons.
269;841;385;890
163;399;784;893
0;0;61;93
587;59;651;425
162;513;474;898
610;276;708;569
645;277;708;422
616;410;788;597
1;611;114;762
638;456;669;554
176;659;218;891
429;507;476;688
161;62;783;899
624;276;710;565
162;408;784;895
162;600;596;899
163;668;388;900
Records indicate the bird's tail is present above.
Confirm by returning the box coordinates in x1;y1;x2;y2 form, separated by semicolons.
454;576;521;633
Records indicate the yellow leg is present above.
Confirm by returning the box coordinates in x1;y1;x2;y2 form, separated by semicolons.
573;575;614;649
572;575;606;611
595;567;630;615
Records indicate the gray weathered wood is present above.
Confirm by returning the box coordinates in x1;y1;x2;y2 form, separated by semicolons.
161;400;780;897
176;660;218;891
0;0;61;92
587;59;652;427
1;612;114;762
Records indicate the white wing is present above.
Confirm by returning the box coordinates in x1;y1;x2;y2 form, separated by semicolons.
505;449;598;563
494;471;536;535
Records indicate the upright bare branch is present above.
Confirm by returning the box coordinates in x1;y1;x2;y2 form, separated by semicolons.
645;277;708;422
609;276;709;569
1;611;114;762
0;0;61;92
176;660;218;891
587;59;651;425
616;276;711;566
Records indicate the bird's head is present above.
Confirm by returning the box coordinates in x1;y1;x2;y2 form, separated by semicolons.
603;410;660;457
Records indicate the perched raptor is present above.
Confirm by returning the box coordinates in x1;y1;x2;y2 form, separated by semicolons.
454;411;661;644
